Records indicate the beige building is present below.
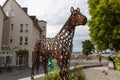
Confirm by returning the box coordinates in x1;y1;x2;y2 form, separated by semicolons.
0;6;4;52
1;0;47;67
0;5;11;66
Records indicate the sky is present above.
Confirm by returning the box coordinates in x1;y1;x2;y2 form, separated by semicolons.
0;0;90;52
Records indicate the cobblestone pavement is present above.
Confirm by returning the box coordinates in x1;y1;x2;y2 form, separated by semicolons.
84;66;120;80
0;66;44;80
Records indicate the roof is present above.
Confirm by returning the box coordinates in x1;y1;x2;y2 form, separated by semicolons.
0;5;7;18
39;20;47;23
2;0;43;31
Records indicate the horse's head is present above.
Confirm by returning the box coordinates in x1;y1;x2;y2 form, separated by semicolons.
70;7;87;26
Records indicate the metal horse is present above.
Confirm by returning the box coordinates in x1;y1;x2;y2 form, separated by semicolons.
31;7;87;80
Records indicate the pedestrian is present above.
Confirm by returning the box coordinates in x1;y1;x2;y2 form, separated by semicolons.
48;58;55;71
108;55;116;70
99;56;102;63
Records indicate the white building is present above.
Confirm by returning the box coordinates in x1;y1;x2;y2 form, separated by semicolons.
0;6;5;53
0;5;12;66
1;0;47;67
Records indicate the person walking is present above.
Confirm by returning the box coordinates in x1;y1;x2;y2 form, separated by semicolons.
99;56;102;63
48;59;55;71
108;55;116;70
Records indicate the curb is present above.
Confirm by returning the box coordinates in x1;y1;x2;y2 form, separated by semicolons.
18;64;103;80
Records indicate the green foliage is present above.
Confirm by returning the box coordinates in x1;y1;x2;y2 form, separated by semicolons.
88;0;120;51
44;69;60;80
82;40;95;56
69;66;86;80
15;49;28;57
44;60;86;80
44;59;60;80
114;53;120;71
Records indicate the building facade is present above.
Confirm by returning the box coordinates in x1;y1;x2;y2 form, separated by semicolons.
0;6;5;66
0;6;12;66
1;0;47;67
0;6;4;52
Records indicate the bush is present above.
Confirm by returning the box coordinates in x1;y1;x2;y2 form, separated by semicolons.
69;66;86;80
44;59;86;80
44;69;60;80
114;53;120;71
44;59;60;80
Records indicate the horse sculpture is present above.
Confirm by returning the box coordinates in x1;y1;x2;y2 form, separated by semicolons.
31;7;87;80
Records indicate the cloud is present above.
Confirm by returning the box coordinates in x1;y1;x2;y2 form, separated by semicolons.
47;25;90;52
0;0;5;5
26;0;90;25
72;25;90;52
27;0;90;52
0;0;90;52
47;25;61;37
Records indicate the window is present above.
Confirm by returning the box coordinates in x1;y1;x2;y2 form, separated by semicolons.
25;24;29;32
10;24;14;31
0;57;5;65
11;9;14;17
9;36;13;43
43;35;45;38
1;47;5;50
10;39;13;43
5;10;9;16
6;56;11;64
43;26;45;31
20;24;23;32
25;37;28;45
19;37;22;45
19;56;22;65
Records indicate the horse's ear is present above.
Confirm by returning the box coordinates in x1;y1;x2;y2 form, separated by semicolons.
77;8;80;11
70;7;74;13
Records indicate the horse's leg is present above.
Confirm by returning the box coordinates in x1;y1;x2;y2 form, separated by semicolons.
64;59;70;80
57;58;70;80
36;55;40;74
42;57;48;74
57;60;64;80
31;52;38;80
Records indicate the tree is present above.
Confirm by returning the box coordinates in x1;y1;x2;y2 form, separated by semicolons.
88;0;120;52
82;40;95;56
16;49;28;57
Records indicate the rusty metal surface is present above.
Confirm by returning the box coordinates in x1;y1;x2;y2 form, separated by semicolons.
31;7;87;80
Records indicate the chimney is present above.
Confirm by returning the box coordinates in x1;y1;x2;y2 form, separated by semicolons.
30;16;36;21
22;7;28;13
